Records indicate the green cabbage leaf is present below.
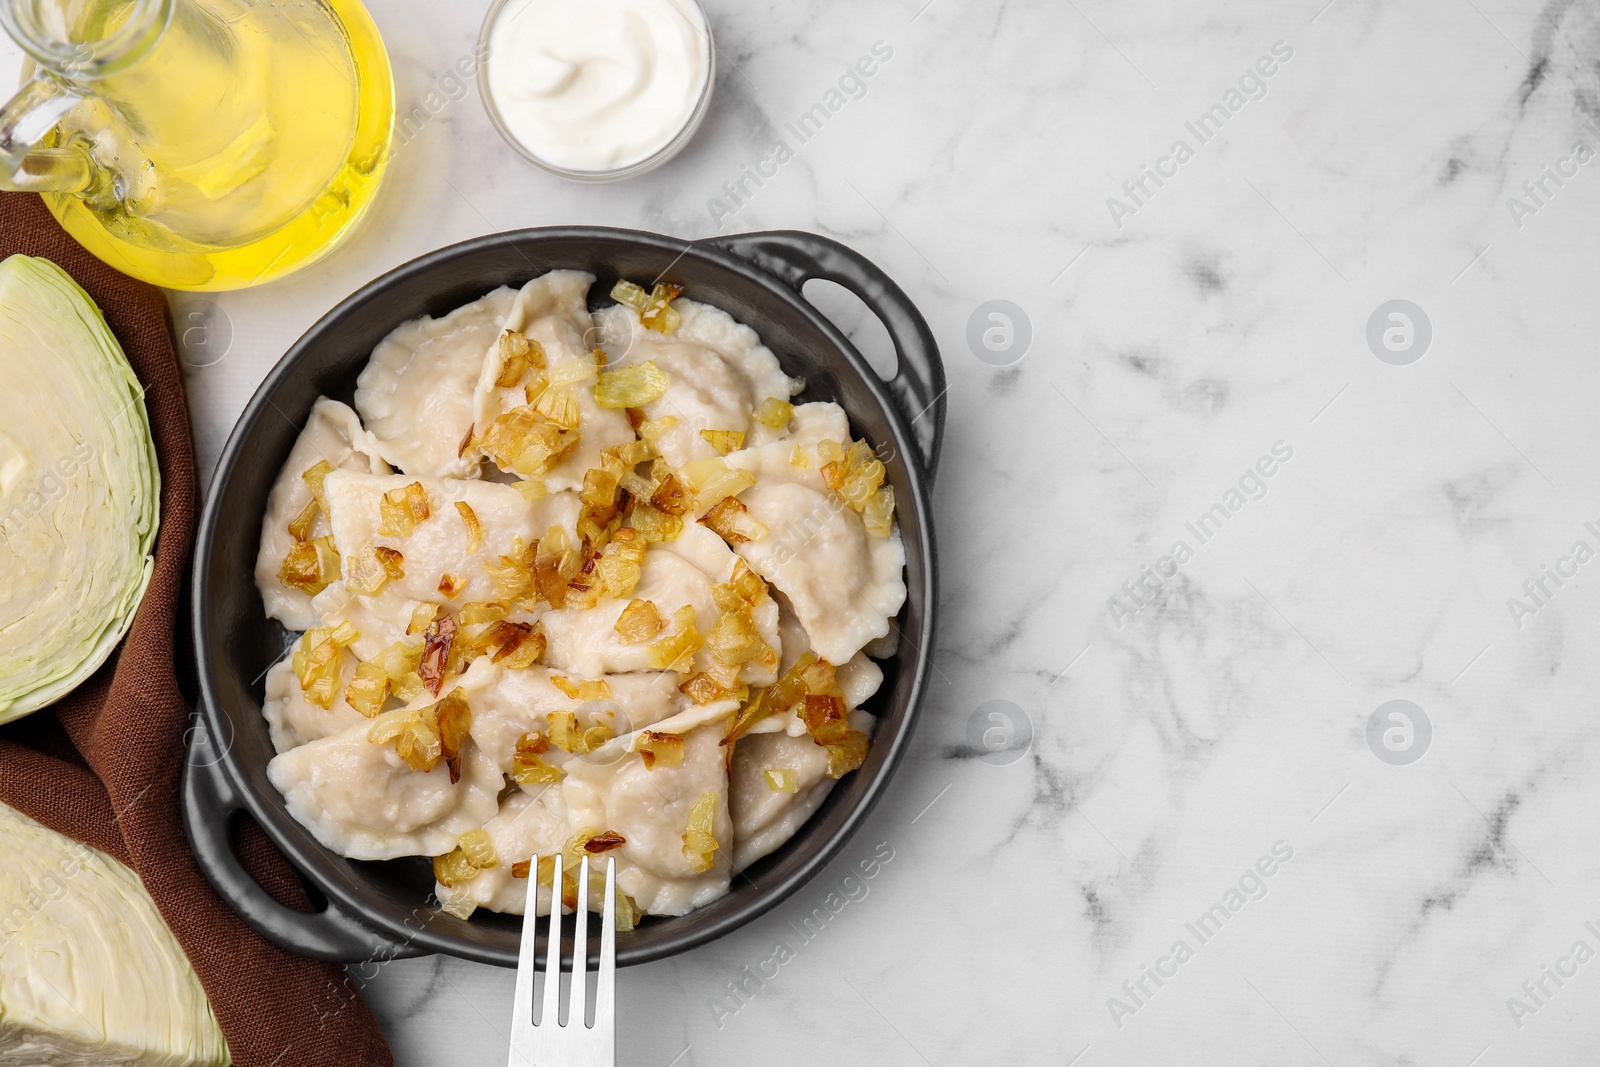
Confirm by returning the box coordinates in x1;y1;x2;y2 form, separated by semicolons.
0;802;229;1064
0;255;159;723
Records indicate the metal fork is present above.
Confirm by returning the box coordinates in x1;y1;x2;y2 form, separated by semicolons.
508;852;617;1067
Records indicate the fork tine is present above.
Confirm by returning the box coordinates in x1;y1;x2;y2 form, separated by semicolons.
542;852;564;1030
594;855;617;1056
570;852;590;1028
507;854;540;1067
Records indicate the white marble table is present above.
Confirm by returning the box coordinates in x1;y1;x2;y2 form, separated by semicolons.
18;0;1600;1061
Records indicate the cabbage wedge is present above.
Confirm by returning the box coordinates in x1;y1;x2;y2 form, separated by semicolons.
0;802;230;1065
0;255;159;723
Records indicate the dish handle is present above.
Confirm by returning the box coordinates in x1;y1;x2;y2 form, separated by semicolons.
181;714;427;963
708;230;946;477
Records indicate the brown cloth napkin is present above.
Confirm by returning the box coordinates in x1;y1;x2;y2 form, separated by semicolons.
0;192;394;1067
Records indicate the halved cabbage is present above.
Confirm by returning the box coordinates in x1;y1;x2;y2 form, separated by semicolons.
0;256;159;724
0;802;229;1065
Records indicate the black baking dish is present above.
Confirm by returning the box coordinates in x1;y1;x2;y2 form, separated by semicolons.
183;228;944;967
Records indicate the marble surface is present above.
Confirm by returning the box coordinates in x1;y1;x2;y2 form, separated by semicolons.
16;0;1600;1062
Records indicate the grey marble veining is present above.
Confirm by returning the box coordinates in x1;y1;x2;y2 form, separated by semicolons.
12;0;1600;1061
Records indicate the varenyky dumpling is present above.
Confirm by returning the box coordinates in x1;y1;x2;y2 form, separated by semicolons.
593;297;798;468
731;480;906;665
433;789;570;917
355;286;516;479
261;653;369;754
472;271;635;492
562;723;733;915
718;399;907;663
539;525;781;684
256;398;391;631
448;657;703;785
266;712;500;860
321;470;579;608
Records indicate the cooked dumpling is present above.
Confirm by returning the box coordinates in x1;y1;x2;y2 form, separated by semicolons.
540;525;780;684
321;470;579;607
310;582;424;662
733;479;906;665
562;723;732;915
724;402;851;491
355;286;516;478
450;657;692;781
593;299;797;468
255;398;390;631
266;713;500;860
730;708;875;868
260;654;369;754
434;790;570;917
730;731;831;868
472;271;635;492
748;599;883;738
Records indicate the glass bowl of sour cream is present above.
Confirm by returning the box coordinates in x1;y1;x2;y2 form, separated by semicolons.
478;0;716;182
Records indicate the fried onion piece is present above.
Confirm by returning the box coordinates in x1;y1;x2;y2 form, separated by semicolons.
862;486;895;538
681;457;756;515
287;497;319;543
641;283;683;333
371;638;427;703
646;605;701;673
343;661;391;718
584;830;627;853
698;429;744;456
302;460;335;515
433;847;478;889
595;530;647;597
698;496;766;545
278;535;341;595
649;472;692;516
434;687;472;784
636;414;677;444
510;730;563;786
681;791;719;873
379;481;432;537
752;397;794;430
679;671;743;706
610;279;650;313
764;768;799;793
407;603;440;636
292;621;359;709
614;598;666;643
484;536;537;603
549;675;613;701
495;329;545;388
455;501;483;553
636;731;685;770
722;688;770;747
594;361;670;409
459;828;499;869
799;693;849;746
581;467;620;509
369;708;442;773
478;403;579;478
824;730;870;778
626;501;683;543
419;612;457;696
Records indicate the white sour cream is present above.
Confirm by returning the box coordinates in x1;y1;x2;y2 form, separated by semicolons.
485;0;712;174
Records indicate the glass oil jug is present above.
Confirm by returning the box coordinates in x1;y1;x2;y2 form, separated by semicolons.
0;0;393;290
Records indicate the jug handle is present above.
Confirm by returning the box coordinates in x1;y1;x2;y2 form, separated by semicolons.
0;74;97;194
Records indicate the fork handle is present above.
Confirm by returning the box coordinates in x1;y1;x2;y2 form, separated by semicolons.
182;717;427;962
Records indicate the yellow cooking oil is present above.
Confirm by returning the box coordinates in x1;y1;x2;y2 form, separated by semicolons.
40;0;394;291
